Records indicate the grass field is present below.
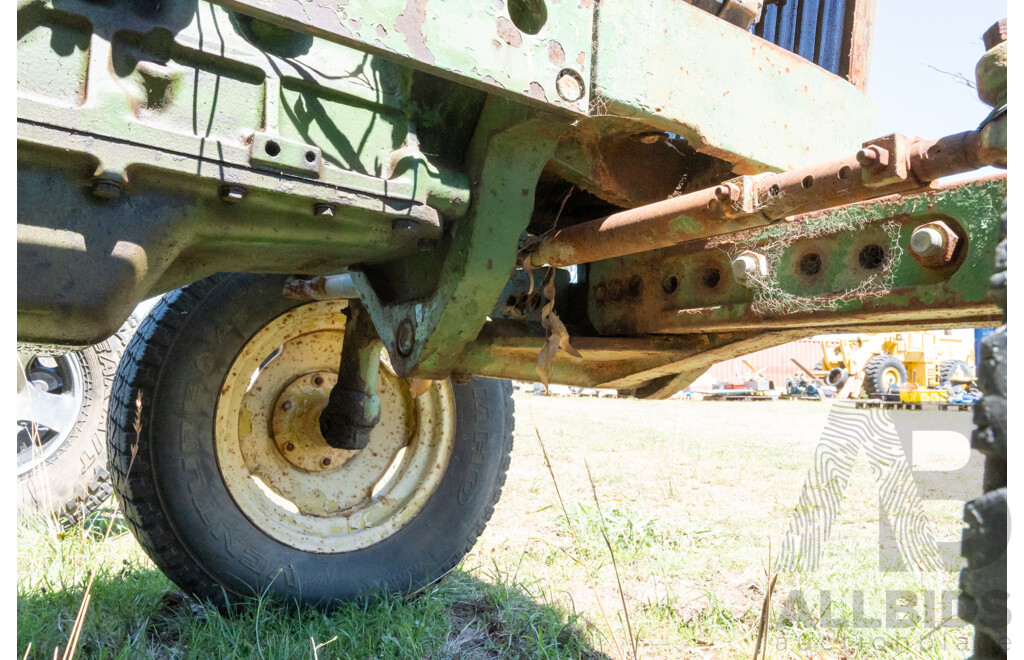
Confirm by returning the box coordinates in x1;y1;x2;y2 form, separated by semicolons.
17;393;980;659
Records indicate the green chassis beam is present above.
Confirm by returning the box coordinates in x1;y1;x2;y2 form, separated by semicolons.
589;177;1006;335
212;0;876;172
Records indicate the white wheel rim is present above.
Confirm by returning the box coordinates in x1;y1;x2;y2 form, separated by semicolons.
215;301;455;553
16;352;85;474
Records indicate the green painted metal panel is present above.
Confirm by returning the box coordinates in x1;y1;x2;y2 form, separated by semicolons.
591;0;878;173
210;0;595;115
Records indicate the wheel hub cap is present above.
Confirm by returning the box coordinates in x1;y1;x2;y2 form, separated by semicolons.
271;372;352;473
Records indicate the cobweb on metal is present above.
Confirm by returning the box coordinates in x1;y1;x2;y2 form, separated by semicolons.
717;217;905;316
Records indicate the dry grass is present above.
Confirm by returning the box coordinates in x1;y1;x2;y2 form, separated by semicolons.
465;393;979;659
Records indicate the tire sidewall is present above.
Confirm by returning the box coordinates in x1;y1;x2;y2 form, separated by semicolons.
864;355;907;395
139;274;509;604
17;345;110;517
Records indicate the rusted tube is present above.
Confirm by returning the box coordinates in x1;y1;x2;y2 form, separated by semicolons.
909;131;988;183
282;274;358;300
528;129;1000;268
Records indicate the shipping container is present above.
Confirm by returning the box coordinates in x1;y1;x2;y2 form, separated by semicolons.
689;339;826;391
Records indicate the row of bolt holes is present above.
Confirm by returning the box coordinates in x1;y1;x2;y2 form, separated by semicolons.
264;140;318;164
706;167;850;211
596;243;886;302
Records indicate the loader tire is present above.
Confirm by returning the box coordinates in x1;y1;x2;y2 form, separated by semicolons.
939;359;973;384
959;211;1007;659
862;354;907;397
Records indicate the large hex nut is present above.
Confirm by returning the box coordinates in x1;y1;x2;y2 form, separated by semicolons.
909;220;959;268
731;250;767;283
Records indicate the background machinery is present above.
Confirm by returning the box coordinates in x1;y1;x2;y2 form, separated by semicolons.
819;331;976;397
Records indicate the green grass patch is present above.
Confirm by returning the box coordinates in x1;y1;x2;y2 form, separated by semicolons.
19;396;979;659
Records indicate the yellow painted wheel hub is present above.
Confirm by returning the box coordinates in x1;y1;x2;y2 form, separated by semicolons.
881;366;902;388
214;301;455;553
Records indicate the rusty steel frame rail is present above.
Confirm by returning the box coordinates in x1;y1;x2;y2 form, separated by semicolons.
527;129;996;269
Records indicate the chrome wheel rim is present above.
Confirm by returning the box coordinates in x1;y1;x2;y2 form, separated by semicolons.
16;351;85;474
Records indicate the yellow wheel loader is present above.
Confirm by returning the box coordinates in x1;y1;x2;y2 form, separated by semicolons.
819;332;975;398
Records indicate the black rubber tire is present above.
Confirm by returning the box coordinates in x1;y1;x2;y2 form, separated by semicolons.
17;317;138;528
939;358;973;384
861;354;907;397
107;273;515;607
960;211;1007;659
825;367;848;388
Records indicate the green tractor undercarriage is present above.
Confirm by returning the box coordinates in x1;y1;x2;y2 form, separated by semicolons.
17;0;1008;655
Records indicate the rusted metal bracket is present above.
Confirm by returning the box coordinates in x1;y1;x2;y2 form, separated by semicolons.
350;100;571;379
453;324;808;394
587;176;1006;336
319;301;384;450
526;128;1001;269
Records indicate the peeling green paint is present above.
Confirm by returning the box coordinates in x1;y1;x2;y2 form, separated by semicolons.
589;178;1006;335
591;0;877;173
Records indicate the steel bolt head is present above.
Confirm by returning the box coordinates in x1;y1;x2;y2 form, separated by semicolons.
92;179;122;199
714;183;740;203
392;218;419;234
910;226;946;257
856;145;890;171
396;319;415;357
219;184;247;203
983;19;1007;51
731;251;767;283
313;203;335;217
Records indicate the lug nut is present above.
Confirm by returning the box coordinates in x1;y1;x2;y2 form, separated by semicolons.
908;221;959;267
321;457;332;467
219;184;247;203
285;442;295;452
313;376;324;386
282;400;292;411
731;250;767;283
